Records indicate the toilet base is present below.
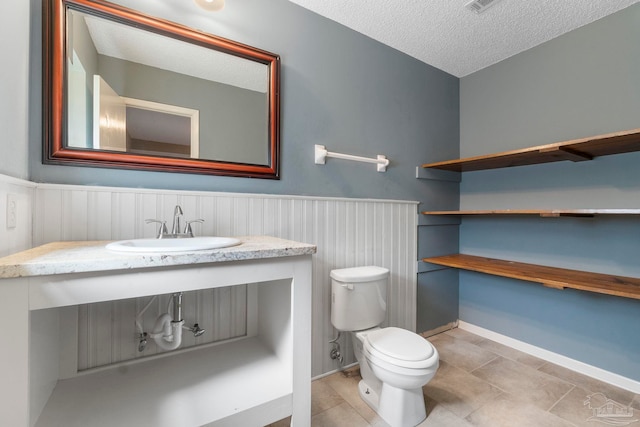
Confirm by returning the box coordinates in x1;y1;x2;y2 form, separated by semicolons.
358;379;426;427
378;382;426;427
357;379;380;411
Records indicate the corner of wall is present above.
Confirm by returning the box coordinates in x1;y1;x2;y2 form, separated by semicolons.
0;174;36;256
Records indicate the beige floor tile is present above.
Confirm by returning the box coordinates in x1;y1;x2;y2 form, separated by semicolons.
306;330;636;427
443;327;485;344
311;402;371;427
631;395;640;410
430;333;498;372
466;392;576;427
323;371;388;426
264;416;291;426
471;356;573;411
312;377;346;415
538;362;637;406
423;360;502;418
474;338;546;369
418;396;476;427
548;385;640;427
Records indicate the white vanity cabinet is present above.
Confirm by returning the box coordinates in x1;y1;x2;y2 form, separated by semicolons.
0;236;315;427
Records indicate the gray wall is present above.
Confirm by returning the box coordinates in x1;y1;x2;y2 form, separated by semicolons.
459;4;640;381
29;0;459;202
1;1;30;179
27;0;460;334
14;0;640;383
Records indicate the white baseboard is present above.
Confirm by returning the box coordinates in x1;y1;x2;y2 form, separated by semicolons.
458;321;640;394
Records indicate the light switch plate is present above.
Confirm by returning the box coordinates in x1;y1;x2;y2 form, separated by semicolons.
7;194;17;229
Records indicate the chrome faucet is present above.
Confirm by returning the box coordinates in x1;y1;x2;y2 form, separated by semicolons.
171;205;183;236
146;205;204;238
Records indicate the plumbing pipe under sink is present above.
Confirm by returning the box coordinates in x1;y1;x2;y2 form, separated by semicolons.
150;313;184;351
136;292;205;352
148;292;185;351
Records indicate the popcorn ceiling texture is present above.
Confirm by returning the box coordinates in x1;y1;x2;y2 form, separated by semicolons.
288;0;640;77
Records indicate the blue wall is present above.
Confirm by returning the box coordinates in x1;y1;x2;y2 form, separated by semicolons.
27;0;460;334
459;4;640;381
28;0;640;381
29;0;459;202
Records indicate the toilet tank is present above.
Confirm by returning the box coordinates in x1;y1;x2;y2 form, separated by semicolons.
330;266;389;331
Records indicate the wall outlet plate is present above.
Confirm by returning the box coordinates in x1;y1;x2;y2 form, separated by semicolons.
7;194;17;229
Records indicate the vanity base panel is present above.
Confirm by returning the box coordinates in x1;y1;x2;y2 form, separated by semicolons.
34;337;292;427
0;242;313;427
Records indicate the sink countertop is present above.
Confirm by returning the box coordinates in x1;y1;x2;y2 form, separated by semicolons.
0;236;317;278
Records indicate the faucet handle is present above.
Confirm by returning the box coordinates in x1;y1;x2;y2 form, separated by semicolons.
145;219;169;238
184;219;204;237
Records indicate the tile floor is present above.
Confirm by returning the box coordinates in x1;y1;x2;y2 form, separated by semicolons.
268;328;639;427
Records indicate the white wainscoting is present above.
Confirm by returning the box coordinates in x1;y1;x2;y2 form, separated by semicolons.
33;184;418;376
76;287;248;370
0;174;34;257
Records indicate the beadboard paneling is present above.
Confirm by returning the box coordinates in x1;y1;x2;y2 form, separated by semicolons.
76;287;247;371
34;185;417;377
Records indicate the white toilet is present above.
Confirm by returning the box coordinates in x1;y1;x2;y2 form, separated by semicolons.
330;266;439;427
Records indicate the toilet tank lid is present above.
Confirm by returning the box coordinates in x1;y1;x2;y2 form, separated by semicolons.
330;266;389;282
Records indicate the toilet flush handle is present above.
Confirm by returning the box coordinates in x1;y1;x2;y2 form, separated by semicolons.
341;283;354;290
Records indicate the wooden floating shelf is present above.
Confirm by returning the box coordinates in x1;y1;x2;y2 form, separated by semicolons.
422;209;640;218
422;128;640;172
424;254;640;300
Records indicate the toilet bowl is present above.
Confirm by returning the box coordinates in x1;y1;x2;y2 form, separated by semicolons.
330;266;439;427
354;327;438;427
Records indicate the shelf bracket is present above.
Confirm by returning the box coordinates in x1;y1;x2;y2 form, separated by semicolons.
416;166;461;182
417;260;451;274
538;146;592;162
543;282;567;290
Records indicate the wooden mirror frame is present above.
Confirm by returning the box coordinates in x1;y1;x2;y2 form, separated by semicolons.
43;0;280;178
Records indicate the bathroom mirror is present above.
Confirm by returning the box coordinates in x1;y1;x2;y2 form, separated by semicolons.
44;0;280;178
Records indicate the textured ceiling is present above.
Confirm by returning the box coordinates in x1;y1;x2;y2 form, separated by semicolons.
288;0;640;77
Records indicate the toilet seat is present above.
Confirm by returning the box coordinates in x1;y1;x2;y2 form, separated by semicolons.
363;327;436;370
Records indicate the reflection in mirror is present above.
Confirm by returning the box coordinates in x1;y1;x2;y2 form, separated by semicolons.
45;0;280;178
124;103;196;158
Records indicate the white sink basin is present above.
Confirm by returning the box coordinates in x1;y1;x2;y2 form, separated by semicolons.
106;236;241;253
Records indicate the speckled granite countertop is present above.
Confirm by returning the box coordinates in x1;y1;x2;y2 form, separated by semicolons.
0;236;317;278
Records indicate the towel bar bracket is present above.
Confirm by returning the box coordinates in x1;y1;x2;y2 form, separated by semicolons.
314;144;389;172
